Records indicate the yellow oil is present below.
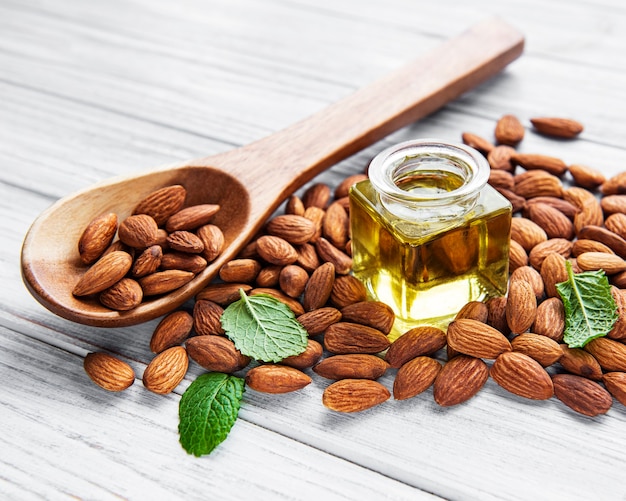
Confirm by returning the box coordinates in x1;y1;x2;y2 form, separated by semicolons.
350;177;511;340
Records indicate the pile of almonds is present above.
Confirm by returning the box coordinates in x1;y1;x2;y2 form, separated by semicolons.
84;114;626;419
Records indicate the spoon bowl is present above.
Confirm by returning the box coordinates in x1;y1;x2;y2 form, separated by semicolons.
21;17;524;327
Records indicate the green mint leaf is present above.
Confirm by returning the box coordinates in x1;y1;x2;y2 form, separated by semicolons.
179;372;244;457
220;290;308;362
556;261;618;348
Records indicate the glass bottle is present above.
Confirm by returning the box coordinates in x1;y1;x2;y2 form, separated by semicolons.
349;139;511;339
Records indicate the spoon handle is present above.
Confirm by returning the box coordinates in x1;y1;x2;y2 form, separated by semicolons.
225;17;523;195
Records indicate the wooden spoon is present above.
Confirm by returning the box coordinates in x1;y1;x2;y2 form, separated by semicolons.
21;17;524;327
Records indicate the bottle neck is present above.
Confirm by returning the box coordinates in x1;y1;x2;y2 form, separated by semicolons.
368;139;489;221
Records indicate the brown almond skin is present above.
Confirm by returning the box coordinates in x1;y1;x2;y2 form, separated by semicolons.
138;270;195;296
131;245;163;278
329;275;367;309
78;212;118;265
285;195;305;216
324;322;390;354
334;173;369;199
186;335;251;373
278;265;309;298
302;183;331;209
528;238;573;271
160;252;207;274
165;204;220;232
569;164;605;190
219;258;262;283
490;352;554;400
297;307;342;336
605;213;626;240
295;243;321;273
167;230;205;254
608;287;626;341
245;365;311;394
196;283;252;306
578;225;626;259
510;265;545;301
512;153;568;177
532;297;565;342
486;296;510;336
601;171;626;196
455;301;489;322
495;114;525;146
510;217;548;252
433;355;489;407
256;235;299;266
84;352;135;392
446;319;512;359
558;344;603;381
197;224;225;262
265;214;317;244
462;131;495;154
313;354;389;380
584;337;626;372
281;339;324;370
511;333;563;367
133;184;187;226
385;326;447;368
487;145;516;171
322;379;390;413
530;117;584;138
552;374;612;417
322;201;350;249
73;251;133;296
99;278;143;311
302;262;335;311
193;299;225;336
150;310;194;353
315;237;353;275
118;214;159;249
142;346;188;394
540;252;568;298
602;372;626;406
393;356;442;400
528;202;575;239
341;301;395;335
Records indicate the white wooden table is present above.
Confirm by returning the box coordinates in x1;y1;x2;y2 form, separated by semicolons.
2;0;626;499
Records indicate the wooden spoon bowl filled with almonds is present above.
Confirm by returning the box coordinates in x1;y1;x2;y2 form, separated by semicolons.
20;18;524;327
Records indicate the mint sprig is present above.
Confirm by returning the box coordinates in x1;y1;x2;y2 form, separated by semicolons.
179;372;244;457
556;261;618;348
220;290;308;362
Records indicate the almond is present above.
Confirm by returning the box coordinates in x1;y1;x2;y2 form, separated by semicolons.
527;203;574;240
78;212;118;265
602;372;626;406
131;245;163;277
142;346;188;394
295;243;321;273
530;117;584;138
524;196;580;220
278;264;309;298
584;337;626;372
303;206;325;242
313;354;389;380
506;279;537;334
393;356;442;400
302;262;335;311
165;204;220;232
604;213;626;240
385;326;447;368
446;319;512;359
196;224;225;262
329;274;368;309
495;114;525;146
186;335;250;373
510;265;545;300
454;301;489;322
486;296;510;335
608;287;626;341
552;374;612;417
568;164;605;190
334;173;369;199
196;283;253;305
340;301;395;335
601;194;626;216
577;225;626;259
315;237;353;275
528;238;573;270
256;235;299;266
462;131;495;154
322;201;350;249
118;214;159;248
138;270;195;296
297;307;342;336
563;187;604;234
532;297;565;342
322;379;390;412
219;258;262;283
571;239;615;257
150;310;194;353
540;252;568;298
510;217;548;252
558;344;603;380
302;183;331;209
508;239;529;271
490;352;554;400
433;355;489;406
99;277;143;311
496;187;527;213
281;339;324;370
133;185;187;226
512;153;568;177
487;145;516;171
601;171;626;196
84;352;135;392
511;333;562;367
73;251;133;296
245;364;311;393
167;230;205;254
285;195;305;216
323;322;390;354
160;252;207;274
488;169;515;191
265;214;317;244
255;264;282;287
193;299;225;336
576;252;626;274
513;170;563;199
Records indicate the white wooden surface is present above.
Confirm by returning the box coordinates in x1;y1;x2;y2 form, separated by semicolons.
2;0;626;499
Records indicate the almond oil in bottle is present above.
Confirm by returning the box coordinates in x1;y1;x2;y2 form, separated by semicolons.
349;139;511;339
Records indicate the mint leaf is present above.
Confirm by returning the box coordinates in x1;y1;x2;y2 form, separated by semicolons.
179;372;244;457
221;290;308;362
556;261;618;348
